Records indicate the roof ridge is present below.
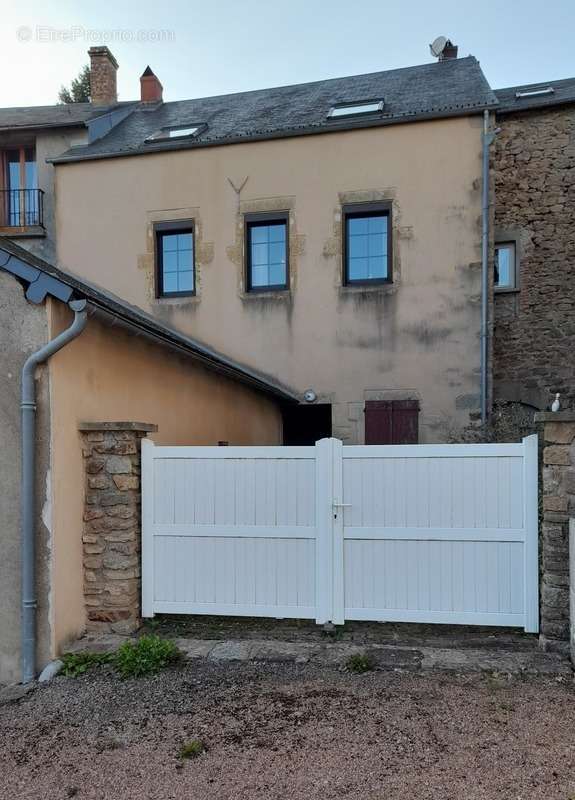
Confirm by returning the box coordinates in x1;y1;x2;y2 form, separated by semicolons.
157;56;479;108
495;75;575;93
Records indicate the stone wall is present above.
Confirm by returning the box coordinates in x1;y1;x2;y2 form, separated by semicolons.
535;412;575;650
79;422;156;634
493;106;575;410
570;519;575;665
88;46;118;105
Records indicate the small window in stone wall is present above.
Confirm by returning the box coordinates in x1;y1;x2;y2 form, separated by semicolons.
494;241;517;291
155;220;195;297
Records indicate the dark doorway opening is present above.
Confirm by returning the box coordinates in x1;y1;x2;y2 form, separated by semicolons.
282;404;332;445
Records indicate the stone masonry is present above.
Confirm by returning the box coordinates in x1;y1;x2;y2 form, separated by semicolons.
79;422;157;634
535;412;575;649
88;46;118;105
493;106;575;410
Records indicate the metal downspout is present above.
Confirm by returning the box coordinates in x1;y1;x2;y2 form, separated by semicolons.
21;298;88;683
481;110;497;425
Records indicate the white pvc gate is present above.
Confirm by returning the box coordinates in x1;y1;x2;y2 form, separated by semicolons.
142;436;539;632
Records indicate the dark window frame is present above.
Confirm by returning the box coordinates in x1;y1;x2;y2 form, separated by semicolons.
245;211;290;293
343;201;393;287
155;219;196;298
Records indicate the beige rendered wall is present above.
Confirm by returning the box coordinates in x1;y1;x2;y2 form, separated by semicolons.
55;116;484;442
47;300;282;653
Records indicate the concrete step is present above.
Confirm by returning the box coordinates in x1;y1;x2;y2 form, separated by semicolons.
64;633;573;675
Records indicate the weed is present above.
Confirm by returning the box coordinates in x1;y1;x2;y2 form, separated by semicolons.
178;739;205;760
346;653;374;674
114;634;181;678
60;651;112;677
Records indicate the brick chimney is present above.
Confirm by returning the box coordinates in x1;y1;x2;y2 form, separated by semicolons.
440;39;458;60
140;67;163;103
88;46;118;105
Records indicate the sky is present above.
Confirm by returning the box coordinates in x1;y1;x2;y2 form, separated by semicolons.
1;0;574;107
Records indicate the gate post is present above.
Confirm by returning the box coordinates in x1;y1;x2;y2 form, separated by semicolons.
314;437;345;626
523;434;539;633
331;438;345;626
315;438;334;624
534;411;575;651
79;421;157;634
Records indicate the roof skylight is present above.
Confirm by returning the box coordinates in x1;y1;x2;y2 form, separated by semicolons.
145;125;203;142
515;87;554;99
328;100;384;119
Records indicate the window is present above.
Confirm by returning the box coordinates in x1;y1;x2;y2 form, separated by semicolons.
145;125;204;142
328;100;384;119
515;87;554;99
494;241;516;290
155;221;195;297
343;202;392;285
1;146;39;227
245;212;289;291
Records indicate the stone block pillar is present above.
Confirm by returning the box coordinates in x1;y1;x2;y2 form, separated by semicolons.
79;422;157;634
570;519;575;664
535;412;575;649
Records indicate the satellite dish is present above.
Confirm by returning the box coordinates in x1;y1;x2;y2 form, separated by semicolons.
430;36;448;58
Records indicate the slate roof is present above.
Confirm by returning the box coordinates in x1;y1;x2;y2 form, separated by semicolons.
0;236;298;403
495;77;575;113
52;56;497;163
0;101;134;132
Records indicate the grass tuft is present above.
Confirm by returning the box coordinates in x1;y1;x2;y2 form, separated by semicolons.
346;653;374;674
60;651;112;677
114;634;181;679
178;739;205;760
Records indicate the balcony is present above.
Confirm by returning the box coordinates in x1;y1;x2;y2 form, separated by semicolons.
0;189;45;234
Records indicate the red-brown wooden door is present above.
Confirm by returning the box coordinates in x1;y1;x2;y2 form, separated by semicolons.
364;399;419;444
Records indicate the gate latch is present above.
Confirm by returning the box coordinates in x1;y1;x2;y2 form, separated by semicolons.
332;501;351;519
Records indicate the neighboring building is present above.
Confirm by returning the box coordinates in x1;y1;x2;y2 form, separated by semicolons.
0;47;136;262
51;50;498;444
492;78;575;411
0;237;293;683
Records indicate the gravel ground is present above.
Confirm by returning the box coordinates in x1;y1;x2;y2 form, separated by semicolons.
1;661;575;800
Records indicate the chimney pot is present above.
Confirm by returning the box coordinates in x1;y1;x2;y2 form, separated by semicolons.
88;46;118;105
140;67;163;103
440;40;458;60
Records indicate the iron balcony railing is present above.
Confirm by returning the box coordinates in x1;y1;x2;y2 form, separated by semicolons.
0;188;44;228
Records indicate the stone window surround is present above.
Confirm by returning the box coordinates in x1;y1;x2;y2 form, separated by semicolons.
244;210;290;294
228;196;300;303
494;227;521;294
143;206;214;307
142;189;401;305
329;189;401;298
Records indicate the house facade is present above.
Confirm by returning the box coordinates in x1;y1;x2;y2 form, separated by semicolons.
52;50;498;445
3;44;575;682
492;79;575;411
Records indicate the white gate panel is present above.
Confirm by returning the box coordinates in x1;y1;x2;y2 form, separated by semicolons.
142;444;320;619
339;439;538;631
142;435;539;632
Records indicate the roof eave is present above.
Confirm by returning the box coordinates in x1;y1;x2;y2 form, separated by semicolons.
496;97;575;115
0;120;89;133
50;102;498;165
